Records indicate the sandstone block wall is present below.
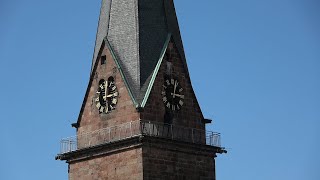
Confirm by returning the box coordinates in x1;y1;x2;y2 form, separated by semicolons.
143;144;215;180
69;147;143;180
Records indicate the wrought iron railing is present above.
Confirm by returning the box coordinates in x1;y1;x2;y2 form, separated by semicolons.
59;120;221;154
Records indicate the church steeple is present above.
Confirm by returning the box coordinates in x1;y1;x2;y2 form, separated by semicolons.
91;0;189;103
56;1;226;179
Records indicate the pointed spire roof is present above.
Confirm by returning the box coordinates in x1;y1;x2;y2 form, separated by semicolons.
91;0;189;104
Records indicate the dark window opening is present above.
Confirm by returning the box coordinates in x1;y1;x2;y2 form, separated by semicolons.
108;76;114;83
101;55;106;65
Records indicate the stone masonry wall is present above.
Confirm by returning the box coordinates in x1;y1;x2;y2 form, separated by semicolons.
141;39;205;130
71;40;211;180
78;43;140;135
69;147;143;180
143;141;216;180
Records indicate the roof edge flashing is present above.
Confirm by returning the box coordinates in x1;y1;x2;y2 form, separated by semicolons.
140;33;172;108
104;37;139;108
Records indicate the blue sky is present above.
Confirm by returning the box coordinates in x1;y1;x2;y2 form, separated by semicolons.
0;0;319;179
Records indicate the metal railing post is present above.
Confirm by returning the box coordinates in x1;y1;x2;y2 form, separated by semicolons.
86;134;88;147
130;121;132;137
192;129;194;143
60;140;63;153
171;124;173;140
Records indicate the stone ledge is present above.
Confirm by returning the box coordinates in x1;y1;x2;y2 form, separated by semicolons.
56;136;143;163
56;135;226;163
141;136;226;158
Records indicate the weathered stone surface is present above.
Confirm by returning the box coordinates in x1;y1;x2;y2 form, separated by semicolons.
141;40;205;131
68;38;217;179
64;1;220;179
78;42;140;135
69;147;143;180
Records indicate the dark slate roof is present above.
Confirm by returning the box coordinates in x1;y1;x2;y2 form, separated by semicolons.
91;0;112;71
91;0;189;105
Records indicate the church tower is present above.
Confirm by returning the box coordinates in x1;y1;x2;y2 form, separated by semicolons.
56;0;226;179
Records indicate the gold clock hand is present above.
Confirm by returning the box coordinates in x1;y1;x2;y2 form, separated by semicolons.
104;80;107;98
173;81;177;98
171;93;184;99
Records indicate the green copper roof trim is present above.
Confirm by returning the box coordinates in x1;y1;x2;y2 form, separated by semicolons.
104;38;139;108
141;33;172;108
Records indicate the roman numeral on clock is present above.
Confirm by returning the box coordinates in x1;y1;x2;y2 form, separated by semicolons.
163;97;167;103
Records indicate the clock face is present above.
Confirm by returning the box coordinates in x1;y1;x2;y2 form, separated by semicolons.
95;78;118;114
162;77;184;111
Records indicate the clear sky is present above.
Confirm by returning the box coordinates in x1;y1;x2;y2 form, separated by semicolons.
0;0;319;179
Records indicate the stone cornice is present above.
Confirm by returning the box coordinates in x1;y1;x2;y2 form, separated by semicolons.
56;135;226;163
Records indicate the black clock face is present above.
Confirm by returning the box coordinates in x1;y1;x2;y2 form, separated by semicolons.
95;80;107;113
162;77;184;111
95;79;118;114
106;80;118;111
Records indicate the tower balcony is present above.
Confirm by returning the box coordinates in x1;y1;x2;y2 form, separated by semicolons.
58;120;223;155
